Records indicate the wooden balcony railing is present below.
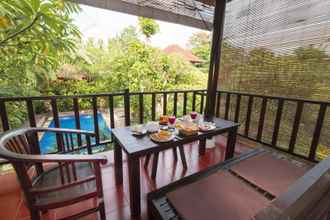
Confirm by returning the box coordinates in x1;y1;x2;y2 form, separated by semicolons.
0;89;329;163
212;91;330;162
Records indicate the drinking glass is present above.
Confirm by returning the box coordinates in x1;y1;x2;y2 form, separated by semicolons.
190;112;198;120
168;116;176;130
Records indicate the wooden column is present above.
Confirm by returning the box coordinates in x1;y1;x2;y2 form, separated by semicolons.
205;0;227;119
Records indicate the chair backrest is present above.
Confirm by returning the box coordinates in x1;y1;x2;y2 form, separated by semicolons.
0;129;44;204
254;156;330;220
3;129;38;155
0;128;101;206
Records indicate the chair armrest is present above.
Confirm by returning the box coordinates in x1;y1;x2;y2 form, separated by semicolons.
9;153;108;164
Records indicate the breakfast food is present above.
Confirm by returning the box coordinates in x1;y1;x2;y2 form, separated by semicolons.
146;121;159;133
159;115;169;125
177;122;199;136
150;130;173;142
175;122;184;129
198;122;216;132
131;125;147;135
158;130;172;139
199;124;211;131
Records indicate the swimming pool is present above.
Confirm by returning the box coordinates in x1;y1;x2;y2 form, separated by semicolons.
39;114;111;154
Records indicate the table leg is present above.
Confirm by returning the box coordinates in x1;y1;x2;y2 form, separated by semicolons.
151;152;159;179
114;139;123;185
178;145;187;169
199;138;206;156
144;153;151;168
225;127;238;160
172;147;178;161
128;156;141;216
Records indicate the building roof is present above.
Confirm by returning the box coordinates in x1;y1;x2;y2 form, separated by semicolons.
75;0;216;30
56;64;88;80
163;44;203;63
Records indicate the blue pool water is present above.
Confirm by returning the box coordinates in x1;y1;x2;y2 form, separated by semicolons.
39;114;111;154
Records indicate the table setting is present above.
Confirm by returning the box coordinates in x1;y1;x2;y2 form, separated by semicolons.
129;112;217;143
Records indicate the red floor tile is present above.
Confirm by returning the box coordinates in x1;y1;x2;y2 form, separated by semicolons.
55;199;97;219
104;186;128;213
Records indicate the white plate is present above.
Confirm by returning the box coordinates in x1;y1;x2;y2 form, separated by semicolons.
131;126;147;136
150;133;175;143
131;130;147;136
199;123;216;132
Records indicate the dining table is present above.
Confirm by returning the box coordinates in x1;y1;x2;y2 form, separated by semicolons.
112;116;239;216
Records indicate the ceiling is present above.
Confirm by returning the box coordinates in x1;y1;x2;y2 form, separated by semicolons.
74;0;217;30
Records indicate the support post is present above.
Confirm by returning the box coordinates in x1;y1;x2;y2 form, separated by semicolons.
205;0;227;120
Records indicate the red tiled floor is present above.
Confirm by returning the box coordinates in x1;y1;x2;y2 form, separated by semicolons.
0;136;251;220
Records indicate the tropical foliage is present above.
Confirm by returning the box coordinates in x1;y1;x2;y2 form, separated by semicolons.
0;0;81;96
0;1;206;127
0;0;81;127
138;17;160;40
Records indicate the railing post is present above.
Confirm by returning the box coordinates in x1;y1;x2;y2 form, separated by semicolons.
309;104;327;160
51;97;63;152
151;93;156;121
124;89;130;126
192;91;196;112
225;93;231;120
0;100;10;131
244;96;254;137
271;99;284;147
289;101;304;153
234;94;241;123
26;99;42;158
183;92;187;115
139;94;144;124
200;92;205;114
92;97;100;145
86;135;92;155
163;93;167;116
73;98;82;146
216;92;221;117
257;98;268;141
109;95;115;128
173;92;178;117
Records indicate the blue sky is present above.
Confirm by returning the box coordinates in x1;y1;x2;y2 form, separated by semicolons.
73;5;206;49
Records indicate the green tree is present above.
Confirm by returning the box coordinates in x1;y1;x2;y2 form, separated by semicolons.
138;17;159;40
54;27;207;120
0;0;81;128
0;0;81;96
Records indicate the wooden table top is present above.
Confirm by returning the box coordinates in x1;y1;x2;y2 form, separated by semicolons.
112;117;239;157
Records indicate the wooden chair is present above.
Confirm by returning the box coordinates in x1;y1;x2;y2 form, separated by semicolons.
0;128;107;220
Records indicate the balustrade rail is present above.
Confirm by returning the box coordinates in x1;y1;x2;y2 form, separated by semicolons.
213;91;330;162
0;89;329;163
0;89;206;164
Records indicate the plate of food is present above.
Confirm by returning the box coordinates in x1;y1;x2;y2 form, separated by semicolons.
131;125;147;136
199;122;216;132
177;122;199;136
150;130;175;142
146;121;159;133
